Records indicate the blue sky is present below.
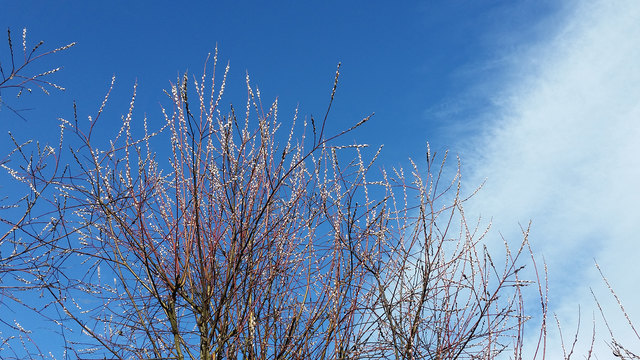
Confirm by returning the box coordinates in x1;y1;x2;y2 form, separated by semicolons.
2;1;639;358
1;1;562;166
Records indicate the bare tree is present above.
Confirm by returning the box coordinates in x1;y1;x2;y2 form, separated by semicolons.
0;27;75;121
0;27;74;358
351;150;548;360
3;49;546;359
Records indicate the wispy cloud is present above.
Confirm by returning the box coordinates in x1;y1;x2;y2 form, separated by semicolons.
459;0;640;356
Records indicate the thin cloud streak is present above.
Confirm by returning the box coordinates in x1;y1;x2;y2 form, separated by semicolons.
461;0;640;356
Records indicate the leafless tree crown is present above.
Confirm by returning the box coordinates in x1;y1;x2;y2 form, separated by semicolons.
1;39;560;360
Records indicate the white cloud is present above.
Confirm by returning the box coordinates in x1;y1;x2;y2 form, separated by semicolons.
459;0;640;356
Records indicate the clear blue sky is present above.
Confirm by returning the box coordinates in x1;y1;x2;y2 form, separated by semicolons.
3;1;640;358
